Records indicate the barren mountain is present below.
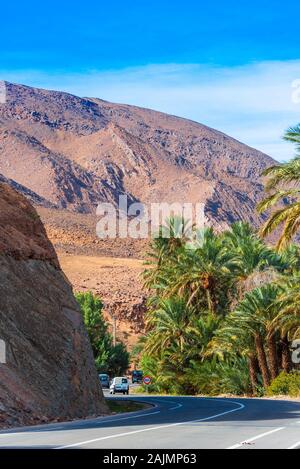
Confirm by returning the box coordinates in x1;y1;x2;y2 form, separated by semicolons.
0;81;274;229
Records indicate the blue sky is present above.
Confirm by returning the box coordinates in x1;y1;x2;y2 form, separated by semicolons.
1;0;300;160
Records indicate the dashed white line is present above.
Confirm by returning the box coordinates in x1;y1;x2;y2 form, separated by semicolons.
227;427;285;449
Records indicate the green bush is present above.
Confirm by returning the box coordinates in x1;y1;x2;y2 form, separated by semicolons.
185;358;252;396
267;371;300;397
75;291;130;376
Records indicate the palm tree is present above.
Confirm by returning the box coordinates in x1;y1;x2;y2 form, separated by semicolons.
232;285;282;386
143;216;189;293
272;274;300;372
144;297;193;356
280;243;300;274
166;228;238;315
209;319;260;395
222;222;284;301
257;124;300;250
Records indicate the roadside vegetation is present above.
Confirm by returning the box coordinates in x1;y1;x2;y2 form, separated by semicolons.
132;126;300;397
75;292;130;376
106;400;148;414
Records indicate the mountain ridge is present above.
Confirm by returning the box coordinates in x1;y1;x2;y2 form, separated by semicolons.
0;81;274;230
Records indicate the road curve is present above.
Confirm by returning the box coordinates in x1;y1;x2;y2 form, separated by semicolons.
0;395;299;449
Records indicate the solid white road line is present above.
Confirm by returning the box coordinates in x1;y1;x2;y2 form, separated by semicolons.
288;440;300;450
151;399;183;410
227;427;285;449
55;400;245;449
150;398;182;407
93;411;161;425
0;411;161;442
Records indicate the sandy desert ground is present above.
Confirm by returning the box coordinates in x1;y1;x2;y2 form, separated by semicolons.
58;254;146;350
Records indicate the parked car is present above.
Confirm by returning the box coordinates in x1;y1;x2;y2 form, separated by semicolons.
132;370;143;384
110;377;129;395
99;373;110;389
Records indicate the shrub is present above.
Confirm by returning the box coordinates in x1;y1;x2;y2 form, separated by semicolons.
185;358;252;396
267;371;300;397
76;291;129;376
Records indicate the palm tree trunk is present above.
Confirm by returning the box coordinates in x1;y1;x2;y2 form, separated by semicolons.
281;333;292;373
248;354;259;395
267;333;279;380
255;333;271;388
206;290;216;317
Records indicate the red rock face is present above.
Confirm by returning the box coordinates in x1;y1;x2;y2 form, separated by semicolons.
0;182;59;267
0;183;108;428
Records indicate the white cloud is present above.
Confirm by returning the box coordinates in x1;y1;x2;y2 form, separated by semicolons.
1;60;300;161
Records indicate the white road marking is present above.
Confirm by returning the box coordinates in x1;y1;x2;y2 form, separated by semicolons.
93;410;161;425
288;440;300;450
150;399;183;410
170;403;183;410
55;400;245;449
227;427;285;449
0;410;161;442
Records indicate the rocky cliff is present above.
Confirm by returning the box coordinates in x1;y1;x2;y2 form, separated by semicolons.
0;182;108;428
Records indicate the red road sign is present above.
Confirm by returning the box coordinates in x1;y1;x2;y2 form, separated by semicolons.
143;375;152;385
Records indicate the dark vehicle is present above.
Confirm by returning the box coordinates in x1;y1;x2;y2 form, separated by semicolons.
99;373;110;389
132;370;143;384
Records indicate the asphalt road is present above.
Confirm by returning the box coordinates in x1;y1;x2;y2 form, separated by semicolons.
0;392;299;449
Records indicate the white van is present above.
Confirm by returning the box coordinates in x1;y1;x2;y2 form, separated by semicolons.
110;377;129;395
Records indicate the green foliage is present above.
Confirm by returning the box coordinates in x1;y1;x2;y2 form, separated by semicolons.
258;124;300;250
138;216;300;397
75;291;110;359
267;372;300;397
185;358;252;396
75;291;130;376
108;342;130;377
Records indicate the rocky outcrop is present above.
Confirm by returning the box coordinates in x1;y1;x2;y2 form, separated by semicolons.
0;183;108;428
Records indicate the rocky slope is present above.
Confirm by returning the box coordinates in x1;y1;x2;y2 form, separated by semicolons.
0;173;55;208
0;81;275;228
0;182;108;428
